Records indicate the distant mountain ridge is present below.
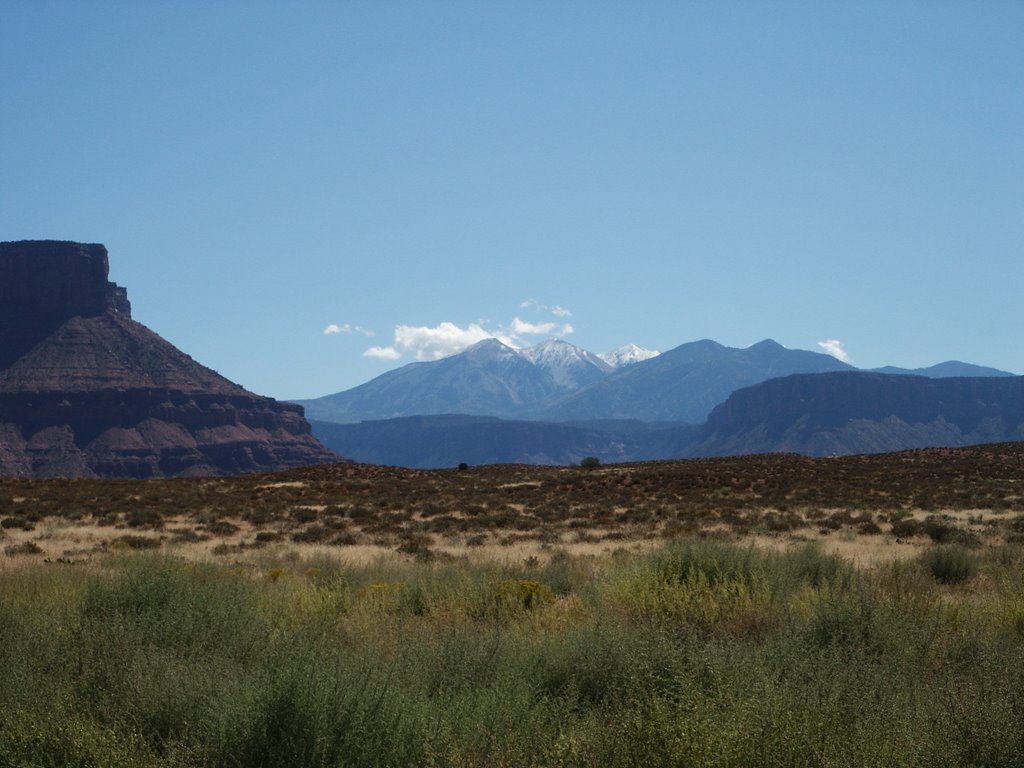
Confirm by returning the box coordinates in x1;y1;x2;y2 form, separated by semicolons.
310;372;1024;468
535;338;857;424
299;338;616;424
685;372;1024;458
297;333;1018;468
869;361;1016;378
301;335;1021;467
299;336;1015;428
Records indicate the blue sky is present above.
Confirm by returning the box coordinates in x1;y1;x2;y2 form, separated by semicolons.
3;1;1021;399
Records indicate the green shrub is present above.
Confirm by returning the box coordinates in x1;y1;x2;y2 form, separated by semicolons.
6;540;1024;766
657;539;764;588
923;517;956;543
784;543;852;589
922;545;979;584
0;710;156;768
496;578;554;610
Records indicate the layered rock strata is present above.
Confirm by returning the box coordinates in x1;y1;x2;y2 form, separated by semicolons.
0;240;339;477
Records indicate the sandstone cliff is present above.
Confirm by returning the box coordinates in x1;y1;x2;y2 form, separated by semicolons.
0;240;340;477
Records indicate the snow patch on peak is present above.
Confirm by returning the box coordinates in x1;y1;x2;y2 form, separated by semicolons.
522;339;613;388
461;338;523;363
598;344;660;368
524;339;611;369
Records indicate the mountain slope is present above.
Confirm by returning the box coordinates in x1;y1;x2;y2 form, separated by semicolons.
521;339;613;388
539;338;855;423
299;339;570;423
685;372;1024;458
301;335;1017;430
597;344;660;368
0;312;251;394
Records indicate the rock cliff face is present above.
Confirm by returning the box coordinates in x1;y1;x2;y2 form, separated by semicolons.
0;240;340;477
0;241;131;370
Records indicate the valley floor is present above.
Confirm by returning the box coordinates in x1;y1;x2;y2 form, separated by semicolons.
2;443;1022;569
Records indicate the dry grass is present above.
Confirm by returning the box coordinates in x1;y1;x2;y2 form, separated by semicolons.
1;442;1022;570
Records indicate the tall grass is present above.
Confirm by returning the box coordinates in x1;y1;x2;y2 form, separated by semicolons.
4;541;1024;766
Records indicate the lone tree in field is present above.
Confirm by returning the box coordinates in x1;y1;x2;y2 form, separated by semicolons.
579;456;601;469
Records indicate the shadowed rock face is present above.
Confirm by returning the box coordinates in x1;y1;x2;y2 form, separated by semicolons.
684;371;1024;458
0;241;130;369
0;240;340;478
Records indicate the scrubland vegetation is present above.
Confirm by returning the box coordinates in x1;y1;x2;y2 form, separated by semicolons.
5;542;1024;766
1;444;1022;564
1;443;1024;766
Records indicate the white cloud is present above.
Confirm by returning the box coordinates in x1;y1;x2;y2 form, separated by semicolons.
324;323;374;337
363;345;401;360
394;322;494;360
510;317;559;336
509;317;575;337
365;310;576;364
372;321;519;361
817;339;853;363
519;299;573;318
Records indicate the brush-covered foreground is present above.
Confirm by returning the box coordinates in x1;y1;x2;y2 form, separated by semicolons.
2;443;1024;766
4;541;1024;767
2;443;1024;565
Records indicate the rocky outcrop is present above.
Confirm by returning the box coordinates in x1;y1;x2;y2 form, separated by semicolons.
0;240;340;478
0;241;131;369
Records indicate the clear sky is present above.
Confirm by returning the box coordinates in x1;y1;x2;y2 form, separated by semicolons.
3;1;1021;399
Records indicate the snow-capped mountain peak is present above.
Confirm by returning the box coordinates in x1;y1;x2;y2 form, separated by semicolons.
522;338;609;367
461;338;522;363
521;339;613;388
597;343;661;368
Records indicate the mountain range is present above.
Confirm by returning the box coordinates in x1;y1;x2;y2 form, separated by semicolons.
311;372;1024;468
297;337;1014;426
295;335;1019;468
